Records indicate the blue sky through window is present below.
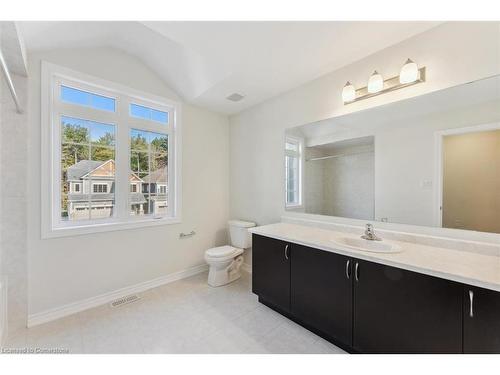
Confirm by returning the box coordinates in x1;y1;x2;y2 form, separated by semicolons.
130;103;168;124
88;121;115;145
61;86;115;112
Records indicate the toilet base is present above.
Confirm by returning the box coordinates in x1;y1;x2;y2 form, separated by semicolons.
207;255;244;287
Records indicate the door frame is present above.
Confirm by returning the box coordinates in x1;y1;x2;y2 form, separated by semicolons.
434;122;500;227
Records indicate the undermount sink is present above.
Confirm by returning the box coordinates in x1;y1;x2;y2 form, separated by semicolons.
331;236;402;253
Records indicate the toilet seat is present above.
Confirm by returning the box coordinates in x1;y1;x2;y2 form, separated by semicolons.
205;246;243;262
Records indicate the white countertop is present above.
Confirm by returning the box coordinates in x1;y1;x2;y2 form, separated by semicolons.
249;223;500;292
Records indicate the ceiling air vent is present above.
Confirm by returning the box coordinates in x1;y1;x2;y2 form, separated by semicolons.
226;93;245;102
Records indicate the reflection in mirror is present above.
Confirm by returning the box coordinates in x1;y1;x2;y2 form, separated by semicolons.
285;74;500;234
442;129;500;233
304;136;374;219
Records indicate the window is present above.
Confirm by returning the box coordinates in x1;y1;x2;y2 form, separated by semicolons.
285;136;302;207
130;103;168;124
61;86;115;112
93;184;108;193
42;62;181;238
61;116;115;220
130;129;168;216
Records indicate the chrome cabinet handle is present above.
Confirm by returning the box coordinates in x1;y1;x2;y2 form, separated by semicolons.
469;290;474;318
345;260;351;279
355;262;359;282
284;244;289;260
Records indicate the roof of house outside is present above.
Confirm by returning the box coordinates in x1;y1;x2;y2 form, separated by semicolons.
142;168;167;184
67;160;143;182
67;160;107;181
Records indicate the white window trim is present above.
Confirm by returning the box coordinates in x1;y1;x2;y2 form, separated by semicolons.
284;135;303;209
41;61;182;239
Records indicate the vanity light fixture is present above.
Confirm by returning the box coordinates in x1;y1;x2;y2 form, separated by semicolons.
342;59;426;104
367;71;383;93
399;58;419;84
341;81;356;102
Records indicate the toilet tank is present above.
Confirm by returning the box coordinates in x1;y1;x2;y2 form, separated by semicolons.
228;220;256;249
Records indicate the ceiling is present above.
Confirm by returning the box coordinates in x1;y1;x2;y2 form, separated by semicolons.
18;21;441;115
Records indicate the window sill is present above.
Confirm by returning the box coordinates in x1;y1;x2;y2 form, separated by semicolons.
286;204;304;210
42;216;181;239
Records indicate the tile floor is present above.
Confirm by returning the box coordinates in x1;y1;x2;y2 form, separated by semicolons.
1;271;346;354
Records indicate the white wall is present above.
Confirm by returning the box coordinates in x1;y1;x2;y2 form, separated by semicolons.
0;62;3;343
229;22;500;264
1;73;28;335
27;47;230;317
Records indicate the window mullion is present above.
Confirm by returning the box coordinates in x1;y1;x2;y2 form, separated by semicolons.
115;94;130;221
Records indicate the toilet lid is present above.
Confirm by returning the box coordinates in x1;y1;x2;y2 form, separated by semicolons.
206;245;237;258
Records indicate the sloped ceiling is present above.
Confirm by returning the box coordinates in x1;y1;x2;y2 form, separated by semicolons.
18;21;441;115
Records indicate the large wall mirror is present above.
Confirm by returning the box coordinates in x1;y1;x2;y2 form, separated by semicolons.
285;75;500;234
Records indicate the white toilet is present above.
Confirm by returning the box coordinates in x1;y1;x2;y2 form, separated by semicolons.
205;220;256;287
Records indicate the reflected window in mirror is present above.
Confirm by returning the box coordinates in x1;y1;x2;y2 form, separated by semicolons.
285;136;303;208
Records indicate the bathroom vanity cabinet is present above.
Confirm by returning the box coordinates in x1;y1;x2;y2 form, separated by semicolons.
463;286;500;353
252;234;291;313
251;234;500;354
352;258;462;353
290;243;353;347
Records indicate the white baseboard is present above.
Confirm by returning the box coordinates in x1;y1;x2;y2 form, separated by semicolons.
27;264;209;328
241;263;252;274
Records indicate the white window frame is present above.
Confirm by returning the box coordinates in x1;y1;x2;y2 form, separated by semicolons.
284;135;303;209
41;61;182;238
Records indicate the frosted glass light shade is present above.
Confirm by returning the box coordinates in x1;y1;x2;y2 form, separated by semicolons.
367;71;383;93
400;58;419;84
342;81;356;102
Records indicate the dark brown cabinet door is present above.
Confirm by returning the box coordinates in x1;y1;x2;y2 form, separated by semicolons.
291;244;353;346
353;259;463;353
463;286;500;353
252;234;290;313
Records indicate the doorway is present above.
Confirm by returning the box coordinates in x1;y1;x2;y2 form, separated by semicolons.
436;124;500;233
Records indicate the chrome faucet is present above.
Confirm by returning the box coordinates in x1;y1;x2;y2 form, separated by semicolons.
361;223;381;241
